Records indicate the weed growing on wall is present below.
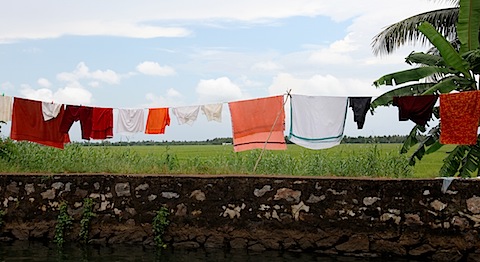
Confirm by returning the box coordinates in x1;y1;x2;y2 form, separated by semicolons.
152;206;170;249
0;209;5;229
54;202;73;248
79;198;96;244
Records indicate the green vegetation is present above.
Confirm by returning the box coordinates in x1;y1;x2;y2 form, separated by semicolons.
152;207;170;249
0;141;423;177
79;198;96;244
54;202;73;248
372;0;480;177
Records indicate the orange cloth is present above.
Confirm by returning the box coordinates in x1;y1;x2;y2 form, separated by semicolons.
440;91;480;145
90;107;113;140
145;108;170;134
11;97;69;149
228;95;286;152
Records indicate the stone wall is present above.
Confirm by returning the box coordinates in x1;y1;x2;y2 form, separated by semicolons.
1;174;480;261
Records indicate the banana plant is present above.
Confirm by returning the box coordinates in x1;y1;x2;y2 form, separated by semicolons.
372;0;480;177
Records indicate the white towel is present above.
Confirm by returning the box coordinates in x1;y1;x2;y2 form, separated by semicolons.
289;95;348;150
42;102;63;121
0;95;13;122
172;106;200;125
116;108;145;135
201;103;222;122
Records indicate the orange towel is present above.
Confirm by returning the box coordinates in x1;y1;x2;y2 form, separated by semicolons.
229;95;286;152
440;91;480;145
145;108;170;134
11;97;69;149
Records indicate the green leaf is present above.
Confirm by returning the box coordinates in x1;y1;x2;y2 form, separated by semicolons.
409;125;440;165
370;83;435;109
459;145;480;177
425;141;444;154
400;126;420;154
418;22;472;78
421;75;475;94
373;66;451;86
457;0;480;54
439;145;468;177
406;52;445;66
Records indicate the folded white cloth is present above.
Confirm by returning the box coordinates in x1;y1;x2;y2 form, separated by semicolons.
201;103;222;122
0;95;13;122
289;94;348;150
42;102;63;121
116;108;145;135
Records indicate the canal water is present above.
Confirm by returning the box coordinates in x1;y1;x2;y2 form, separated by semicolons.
0;241;419;261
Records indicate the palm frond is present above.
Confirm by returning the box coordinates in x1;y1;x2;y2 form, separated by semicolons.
372;7;459;56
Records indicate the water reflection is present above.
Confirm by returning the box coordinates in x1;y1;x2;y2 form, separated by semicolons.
0;241;418;262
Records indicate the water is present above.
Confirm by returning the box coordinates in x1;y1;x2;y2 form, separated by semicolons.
0;242;418;262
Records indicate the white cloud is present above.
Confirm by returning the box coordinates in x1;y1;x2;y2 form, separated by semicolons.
196;77;244;103
144;89;185;108
37;78;51;88
0;0;453;43
252;61;282;71
57;62;121;85
20;85;54;102
54;86;92;105
136;61;176;76
20;84;92;105
268;73;383;97
1;82;14;91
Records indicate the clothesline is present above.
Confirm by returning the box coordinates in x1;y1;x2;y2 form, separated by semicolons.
1;91;479;153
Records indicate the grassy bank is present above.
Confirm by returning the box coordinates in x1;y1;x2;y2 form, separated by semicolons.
0;140;451;177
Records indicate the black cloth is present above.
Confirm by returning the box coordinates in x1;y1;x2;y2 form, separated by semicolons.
348;97;371;129
392;95;438;126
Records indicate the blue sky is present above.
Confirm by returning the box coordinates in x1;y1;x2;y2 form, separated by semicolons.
0;0;452;142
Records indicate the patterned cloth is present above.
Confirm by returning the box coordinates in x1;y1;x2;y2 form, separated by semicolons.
440;91;480;145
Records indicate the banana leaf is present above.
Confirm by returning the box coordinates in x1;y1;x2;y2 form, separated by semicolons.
373;66;451;86
406;52;445;66
457;0;480;54
418;22;472;78
370;83;435;110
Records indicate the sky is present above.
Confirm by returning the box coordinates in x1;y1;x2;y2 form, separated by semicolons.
0;0;453;142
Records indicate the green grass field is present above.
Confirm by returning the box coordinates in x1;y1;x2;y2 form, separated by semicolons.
0;141;455;178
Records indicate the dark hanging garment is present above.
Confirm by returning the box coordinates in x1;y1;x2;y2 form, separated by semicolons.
348;97;371;129
392;95;438;126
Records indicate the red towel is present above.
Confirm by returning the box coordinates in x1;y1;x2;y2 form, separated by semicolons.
392;95;437;126
91;107;113;140
11;97;69;149
229;96;286;152
440;91;480;145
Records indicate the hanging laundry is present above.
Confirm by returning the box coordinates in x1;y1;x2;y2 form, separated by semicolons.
116;108;145;135
11;97;69;149
90;107;113;140
145;108;170;134
42;102;63;121
348;97;371;129
172;105;200;126
60;105;93;140
201;103;223;122
440;91;480;145
289;95;348;150
0;95;13;122
392;95;437;126
229;95;286;152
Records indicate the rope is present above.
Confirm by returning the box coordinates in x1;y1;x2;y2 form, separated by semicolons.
253;89;291;173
